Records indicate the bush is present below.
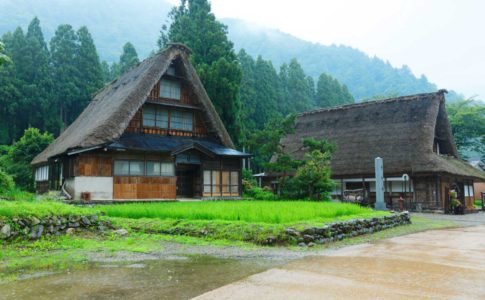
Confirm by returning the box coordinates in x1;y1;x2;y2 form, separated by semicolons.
243;186;276;200
0;128;53;191
0;168;14;193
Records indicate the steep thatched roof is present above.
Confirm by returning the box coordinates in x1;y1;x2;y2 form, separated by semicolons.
279;90;485;180
32;44;234;165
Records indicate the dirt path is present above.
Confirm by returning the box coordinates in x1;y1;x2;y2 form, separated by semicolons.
194;225;485;299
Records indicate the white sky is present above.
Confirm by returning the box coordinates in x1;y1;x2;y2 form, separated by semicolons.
168;0;485;99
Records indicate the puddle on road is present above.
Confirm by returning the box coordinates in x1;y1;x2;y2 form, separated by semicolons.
0;255;279;300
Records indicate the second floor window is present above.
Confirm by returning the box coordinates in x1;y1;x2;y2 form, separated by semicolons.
160;79;181;100
143;107;169;128
171;110;193;131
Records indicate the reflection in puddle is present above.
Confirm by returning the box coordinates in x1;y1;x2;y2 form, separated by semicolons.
1;255;279;300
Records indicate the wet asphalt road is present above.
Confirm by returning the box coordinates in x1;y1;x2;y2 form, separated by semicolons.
195;224;485;299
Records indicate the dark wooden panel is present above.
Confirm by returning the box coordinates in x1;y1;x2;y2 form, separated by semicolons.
76;154;112;177
36;181;49;194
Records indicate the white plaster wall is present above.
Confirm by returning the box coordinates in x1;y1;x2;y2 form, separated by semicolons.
72;177;113;200
64;178;75;197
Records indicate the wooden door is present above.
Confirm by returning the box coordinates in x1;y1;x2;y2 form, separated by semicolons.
176;165;196;197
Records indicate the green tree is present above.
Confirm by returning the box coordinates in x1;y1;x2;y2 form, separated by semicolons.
24;17;52;133
0;41;11;66
100;60;112;82
315;73;354;108
279;59;314;114
50;24;80;132
0;30;23;143
0;128;53;191
248;115;296;173
75;26;104;114
113;42;140;77
290;138;336;200
159;0;243;143
447;99;485;157
238;50;282;138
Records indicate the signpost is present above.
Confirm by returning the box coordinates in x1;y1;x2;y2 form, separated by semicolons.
374;157;387;210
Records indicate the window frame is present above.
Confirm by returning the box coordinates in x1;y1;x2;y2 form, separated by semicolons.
159;78;181;100
114;159;175;177
142;106;193;132
203;169;240;197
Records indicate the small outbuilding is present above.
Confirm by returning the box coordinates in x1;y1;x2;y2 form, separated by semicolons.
272;90;485;213
32;44;250;201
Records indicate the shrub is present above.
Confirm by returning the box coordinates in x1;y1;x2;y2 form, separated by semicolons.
243;186;276;200
0;168;14;194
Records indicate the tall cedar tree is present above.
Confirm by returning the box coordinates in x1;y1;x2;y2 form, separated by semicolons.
0;29;25;143
50;24;81;132
316;73;354;108
238;49;281;135
112;42;140;77
279;59;315;115
25;18;52;133
75;26;104;115
158;0;243;144
0;41;10;65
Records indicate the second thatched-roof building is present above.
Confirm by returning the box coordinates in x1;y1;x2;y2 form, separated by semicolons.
264;90;485;213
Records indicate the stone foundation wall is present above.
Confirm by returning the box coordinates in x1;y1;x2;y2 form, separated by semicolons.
281;212;411;246
0;215;113;240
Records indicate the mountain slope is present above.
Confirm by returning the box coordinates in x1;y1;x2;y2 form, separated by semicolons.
224;19;439;100
0;0;454;100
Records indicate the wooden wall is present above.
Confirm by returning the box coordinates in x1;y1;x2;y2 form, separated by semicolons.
113;176;176;199
75;154;112;177
35;181;49;194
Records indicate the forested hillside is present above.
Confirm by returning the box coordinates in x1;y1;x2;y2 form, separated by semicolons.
0;0;456;101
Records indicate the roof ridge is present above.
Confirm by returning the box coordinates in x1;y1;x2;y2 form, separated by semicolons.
298;90;448;117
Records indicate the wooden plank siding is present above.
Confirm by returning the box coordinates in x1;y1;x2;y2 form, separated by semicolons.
113;176;176;199
75;154;112;177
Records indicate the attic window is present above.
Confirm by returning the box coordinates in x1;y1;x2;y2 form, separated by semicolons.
160;79;181;100
166;66;176;76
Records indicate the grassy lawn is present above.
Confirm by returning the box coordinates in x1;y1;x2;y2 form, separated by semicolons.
97;201;388;224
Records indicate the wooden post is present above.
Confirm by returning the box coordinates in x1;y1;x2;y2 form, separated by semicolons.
341;178;344;201
435;175;440;209
389;180;393;209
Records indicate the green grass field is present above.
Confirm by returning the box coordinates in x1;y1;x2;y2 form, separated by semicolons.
0;200;95;218
98;201;388;224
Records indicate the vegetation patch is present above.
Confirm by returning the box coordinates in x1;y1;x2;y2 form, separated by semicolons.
0;200;97;218
98;201;387;224
109;212;409;246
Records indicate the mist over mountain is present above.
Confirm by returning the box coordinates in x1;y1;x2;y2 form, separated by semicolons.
0;0;457;101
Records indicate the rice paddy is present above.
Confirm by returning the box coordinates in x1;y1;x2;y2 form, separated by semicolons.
98;201;388;224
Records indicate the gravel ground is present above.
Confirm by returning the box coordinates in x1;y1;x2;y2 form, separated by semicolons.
412;211;485;226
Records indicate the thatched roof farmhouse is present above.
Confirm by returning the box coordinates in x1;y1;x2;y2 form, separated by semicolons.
272;90;485;213
32;44;248;201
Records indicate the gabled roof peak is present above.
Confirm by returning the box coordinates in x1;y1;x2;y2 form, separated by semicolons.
32;42;233;165
166;43;192;56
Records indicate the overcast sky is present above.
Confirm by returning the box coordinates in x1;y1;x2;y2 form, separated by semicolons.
169;0;484;99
